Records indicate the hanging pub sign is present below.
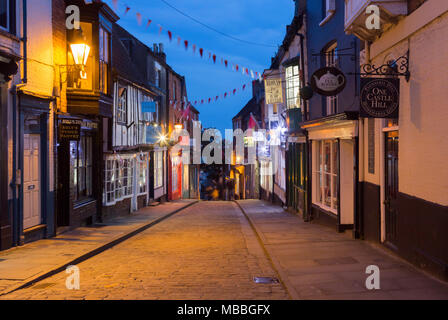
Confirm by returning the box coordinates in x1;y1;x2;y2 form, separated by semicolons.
360;78;400;118
264;78;283;104
311;67;346;96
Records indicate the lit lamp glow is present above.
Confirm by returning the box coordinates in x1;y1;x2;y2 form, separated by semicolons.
70;29;90;80
174;123;183;130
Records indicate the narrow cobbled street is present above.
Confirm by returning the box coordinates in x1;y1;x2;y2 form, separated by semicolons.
1;200;447;300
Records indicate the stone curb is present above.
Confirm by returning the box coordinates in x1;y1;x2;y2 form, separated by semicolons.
234;200;301;300
0;201;199;297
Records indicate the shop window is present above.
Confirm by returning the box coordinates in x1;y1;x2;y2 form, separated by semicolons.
103;154;136;206
117;86;127;124
325;43;338;115
315;140;339;213
71;135;93;202
285;65;300;109
155;151;163;189
99;26;110;94
138;153;148;195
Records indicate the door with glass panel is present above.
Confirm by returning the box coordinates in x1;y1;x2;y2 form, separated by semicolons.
23;134;41;229
385;131;399;246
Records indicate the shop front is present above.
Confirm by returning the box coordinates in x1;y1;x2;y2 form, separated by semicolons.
303;112;358;232
56;117;101;228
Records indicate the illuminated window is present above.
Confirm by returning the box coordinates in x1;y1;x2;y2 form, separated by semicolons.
99;26;110;94
154;151;164;189
116;86;127;124
314;140;339;213
0;0;15;33
285;65;300;109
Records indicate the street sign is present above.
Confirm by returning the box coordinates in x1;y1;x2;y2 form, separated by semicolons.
360;78;399;118
264;78;283;104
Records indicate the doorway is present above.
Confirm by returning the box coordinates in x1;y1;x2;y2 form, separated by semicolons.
23;134;41;230
385;131;399;247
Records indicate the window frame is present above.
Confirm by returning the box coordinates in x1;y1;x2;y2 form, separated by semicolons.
99;25;111;94
285;64;301;110
325;43;338;115
154;151;164;189
72;134;93;203
116;85;127;125
313;139;339;214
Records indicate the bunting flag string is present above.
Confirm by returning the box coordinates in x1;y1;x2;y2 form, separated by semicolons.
167;79;263;109
106;0;263;81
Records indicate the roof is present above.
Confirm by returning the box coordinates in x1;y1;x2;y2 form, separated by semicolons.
232;97;259;121
270;14;303;69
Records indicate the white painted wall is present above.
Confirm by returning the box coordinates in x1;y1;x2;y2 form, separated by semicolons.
365;9;448;207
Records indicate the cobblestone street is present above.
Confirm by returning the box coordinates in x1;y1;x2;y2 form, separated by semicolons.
1;202;288;300
1;200;447;300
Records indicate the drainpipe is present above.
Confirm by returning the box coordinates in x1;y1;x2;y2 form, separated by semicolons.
21;0;27;84
11;0;28;245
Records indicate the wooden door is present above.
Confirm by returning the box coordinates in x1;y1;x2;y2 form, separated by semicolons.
23;134;41;229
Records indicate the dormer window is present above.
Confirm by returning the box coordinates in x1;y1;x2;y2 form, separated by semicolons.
320;0;336;26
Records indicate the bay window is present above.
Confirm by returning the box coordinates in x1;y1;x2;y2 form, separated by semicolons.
285;65;301;109
99;26;110;94
103;154;137;206
314;140;339;213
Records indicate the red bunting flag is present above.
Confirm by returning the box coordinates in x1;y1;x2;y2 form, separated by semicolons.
177;36;181;46
192;44;196;54
125;6;131;15
184;40;189;50
215;96;219;101
233;89;237;95
201;99;204;104
236;65;239;72
158;25;163;34
208;52;212;59
224;92;228;98
167;30;172;41
225;60;228;67
242;84;246;90
208;98;211;103
212;54;216;64
246;68;249;75
146;19;152;28
136;13;142;25
199;48;204;57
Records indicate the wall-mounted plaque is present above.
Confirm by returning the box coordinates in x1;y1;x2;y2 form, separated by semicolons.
58;123;80;141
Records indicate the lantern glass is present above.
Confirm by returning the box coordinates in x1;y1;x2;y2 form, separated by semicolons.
70;43;90;66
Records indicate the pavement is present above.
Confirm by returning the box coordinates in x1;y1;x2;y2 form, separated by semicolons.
237;200;448;300
0;199;197;296
0;199;447;300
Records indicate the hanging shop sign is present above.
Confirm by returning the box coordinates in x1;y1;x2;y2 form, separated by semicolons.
264;78;283;104
360;78;400;118
310;67;346;96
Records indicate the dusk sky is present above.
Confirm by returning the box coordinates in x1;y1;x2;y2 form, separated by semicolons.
103;0;294;132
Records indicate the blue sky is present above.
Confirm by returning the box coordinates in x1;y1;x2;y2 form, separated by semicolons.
104;0;294;132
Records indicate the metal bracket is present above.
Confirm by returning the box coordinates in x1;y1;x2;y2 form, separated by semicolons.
349;50;411;82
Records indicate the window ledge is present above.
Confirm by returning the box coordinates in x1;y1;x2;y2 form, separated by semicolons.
0;28;20;42
319;11;335;27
